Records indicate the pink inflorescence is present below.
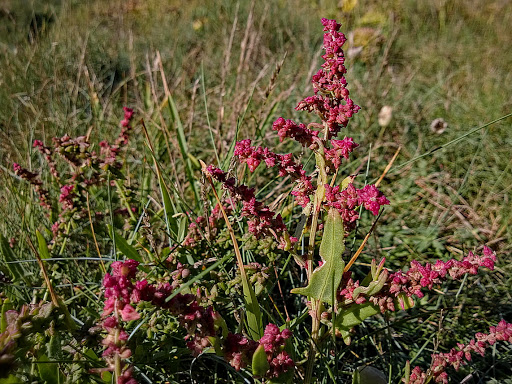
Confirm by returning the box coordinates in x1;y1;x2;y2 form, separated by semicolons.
224;333;259;371
407;320;512;384
183;202;233;247
258;324;294;378
295;18;360;137
52;134;91;168
33;139;59;179
59;184;76;211
101;259;140;384
338;247;497;313
324;137;359;169
205;165;296;249
234;139;315;207
271;117;319;148
357;184;390;216
324;183;389;231
99;107;135;169
13;163;52;211
99;260;294;381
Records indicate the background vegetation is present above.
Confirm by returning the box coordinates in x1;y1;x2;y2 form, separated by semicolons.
0;0;511;382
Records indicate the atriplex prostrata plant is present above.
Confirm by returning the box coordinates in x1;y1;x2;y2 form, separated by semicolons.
1;17;511;384
201;18;506;383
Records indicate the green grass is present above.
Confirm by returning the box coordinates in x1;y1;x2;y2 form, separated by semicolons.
1;0;511;382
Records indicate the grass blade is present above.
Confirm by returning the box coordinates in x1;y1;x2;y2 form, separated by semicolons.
166;93;200;207
141;120;180;246
36;230;51;260
0;234;31;285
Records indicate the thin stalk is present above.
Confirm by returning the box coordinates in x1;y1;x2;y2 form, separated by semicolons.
86;192;106;274
305;139;328;384
200;161;262;339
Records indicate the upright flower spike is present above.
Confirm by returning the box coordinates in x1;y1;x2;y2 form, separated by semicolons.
13;163;52;210
295;18;360;137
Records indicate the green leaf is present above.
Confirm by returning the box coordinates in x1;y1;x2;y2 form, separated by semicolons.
177;209;188;244
166;94;200;206
0;234;30;284
291;208;345;305
341;175;356;190
252;344;270;377
107;226;149;273
0;376;23;384
352;368;361;384
101;371;113;383
242;273;263;340
83;348;100;361
334;302;380;344
47;334;61;359
36;230;51;260
1;298;14;333
107;226;143;263
37;354;61;384
403;361;411;384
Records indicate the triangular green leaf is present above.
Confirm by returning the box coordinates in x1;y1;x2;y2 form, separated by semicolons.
291;208;345;305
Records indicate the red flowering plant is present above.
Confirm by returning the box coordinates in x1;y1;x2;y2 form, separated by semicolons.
197;18;508;384
12;107;138;251
3;17;510;384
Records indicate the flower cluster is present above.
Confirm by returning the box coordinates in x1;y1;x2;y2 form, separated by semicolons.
271;117;319;148
33;139;59;179
324;137;359;169
338;247;497;313
205;165;296;249
58;184;76;211
99;107;135;169
258;324;294;378
407;320;512;384
183;202;233;247
13;107;137;243
52;134;91;169
98;260;294;381
324;183;389;231
0;301;56;379
224;333;259;371
295;18;360;137
101;260;220;363
136;282;219;356
234;139;315;207
101;260;139;384
13;163;51;210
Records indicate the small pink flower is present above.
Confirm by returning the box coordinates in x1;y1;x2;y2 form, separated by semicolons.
357;184;390;215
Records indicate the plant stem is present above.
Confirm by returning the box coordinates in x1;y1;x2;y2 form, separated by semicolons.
304;143;328;383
